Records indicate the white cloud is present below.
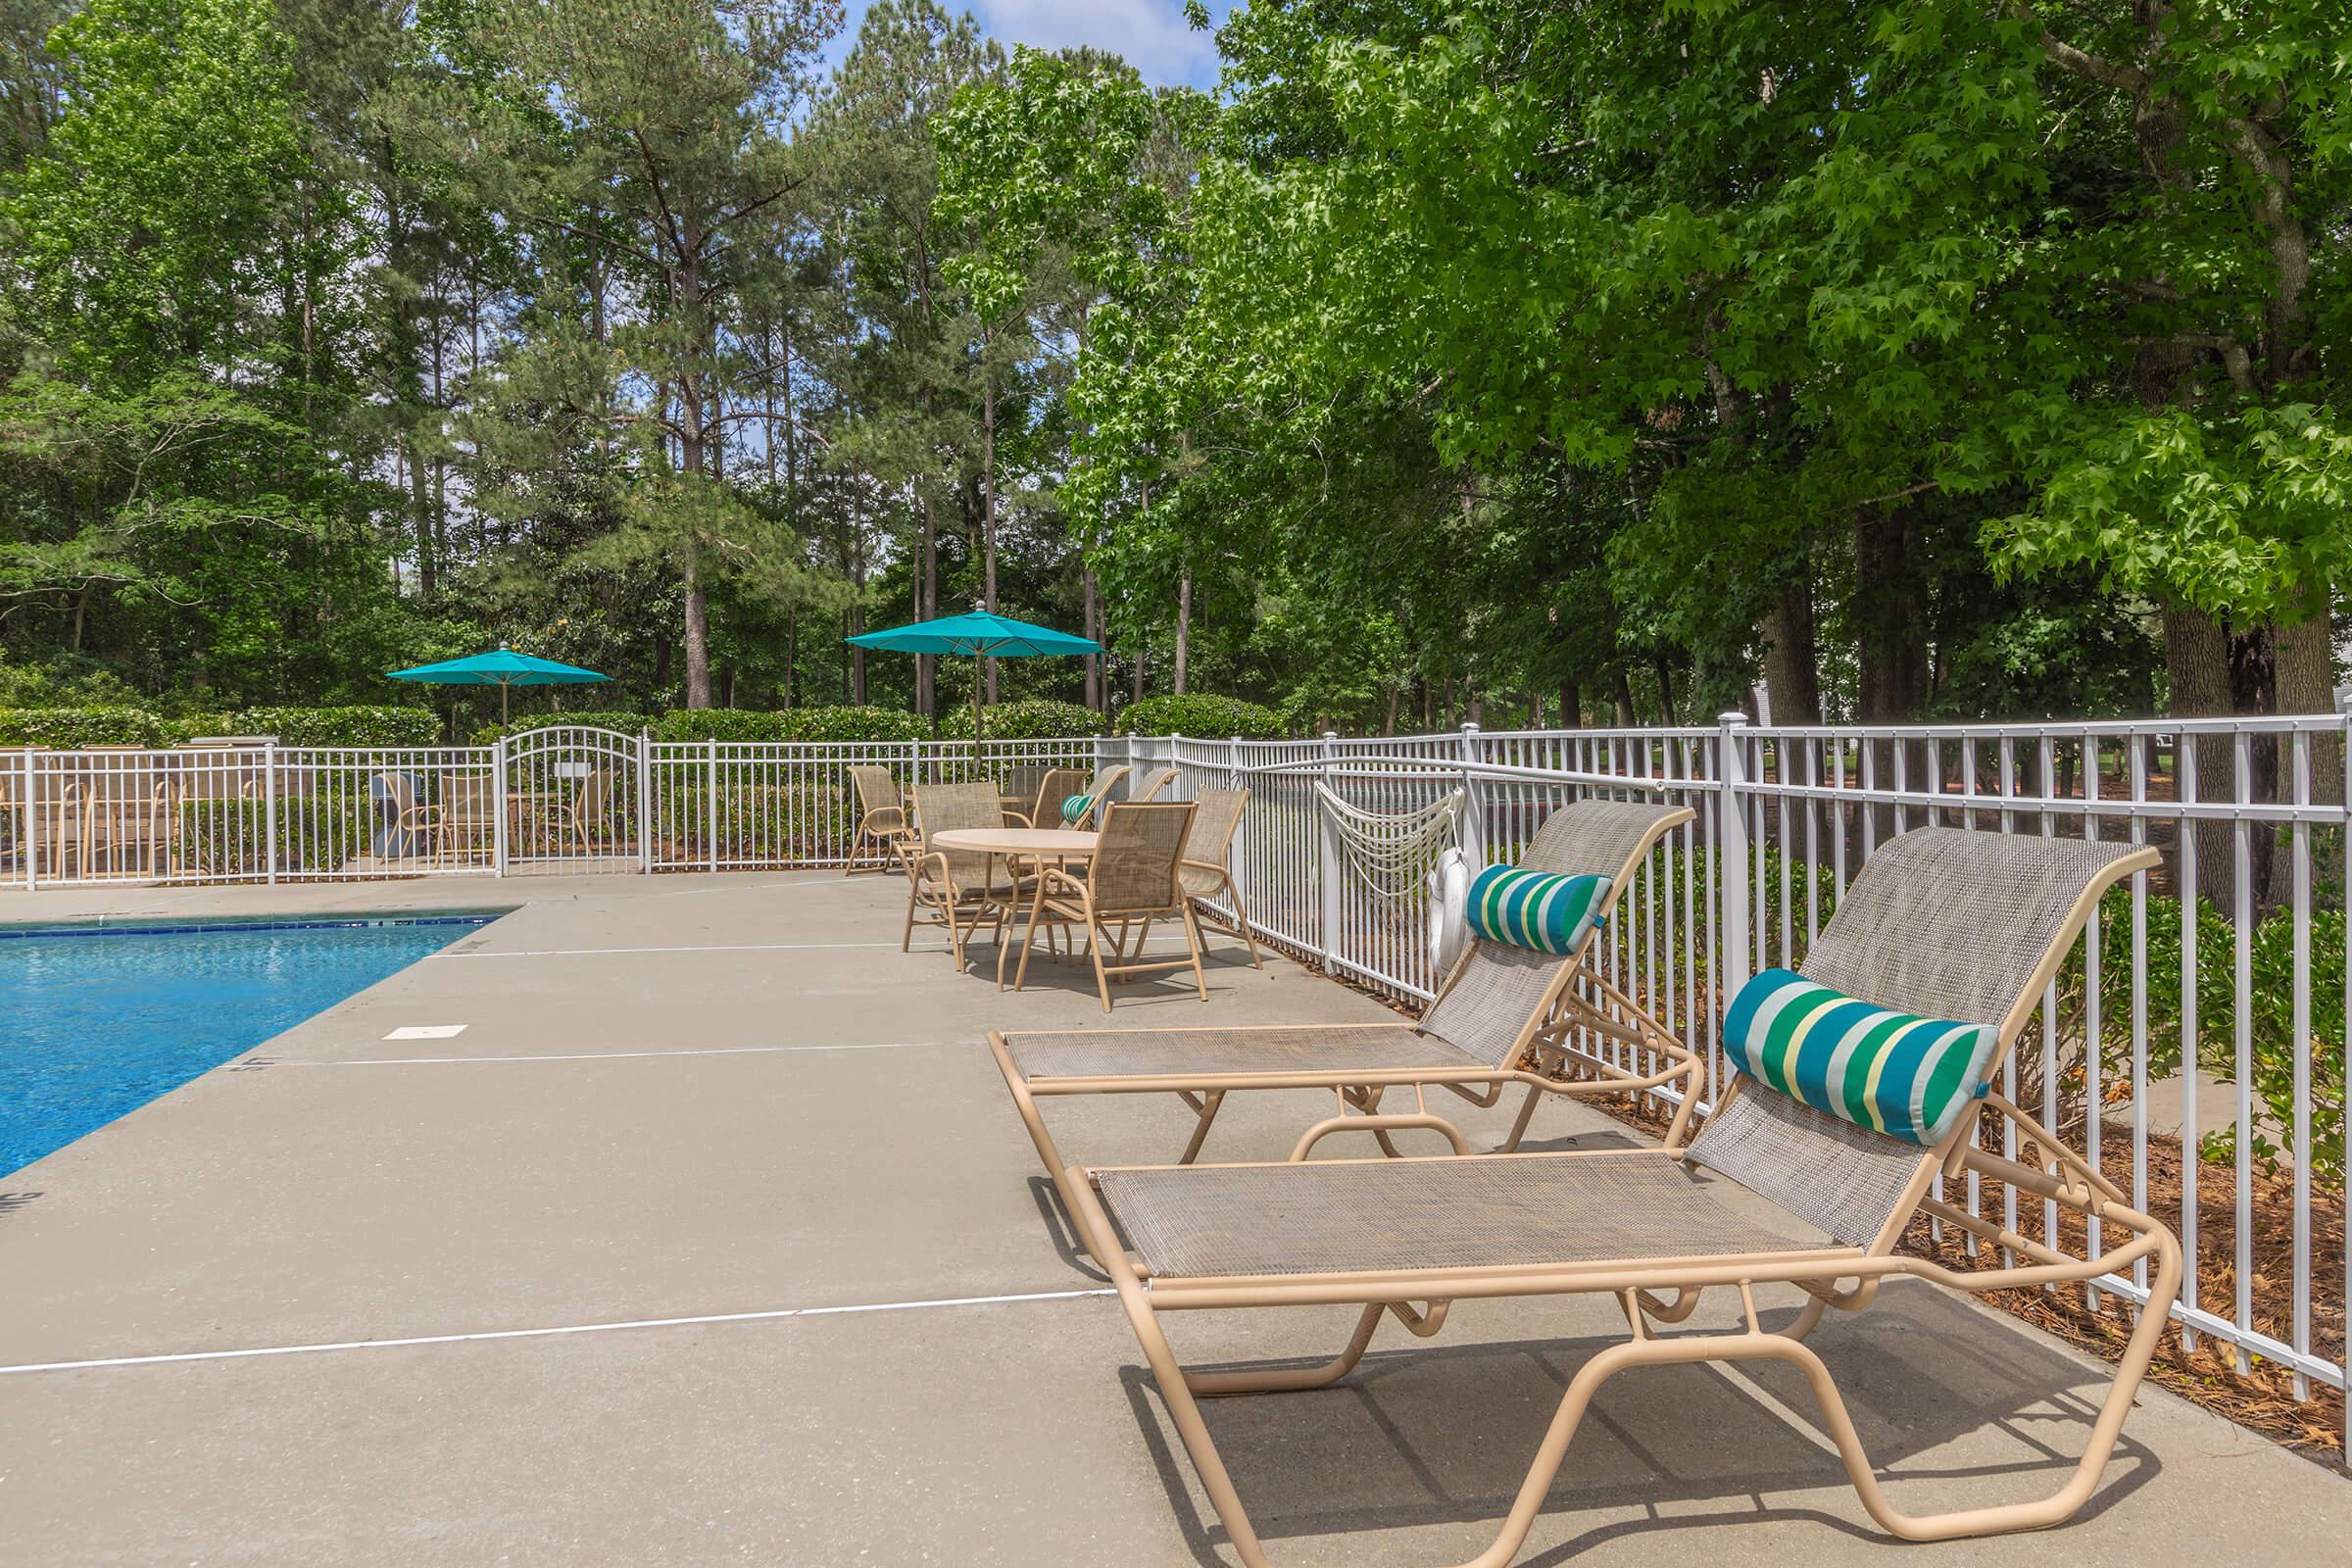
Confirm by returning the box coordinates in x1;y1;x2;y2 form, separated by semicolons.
971;0;1219;87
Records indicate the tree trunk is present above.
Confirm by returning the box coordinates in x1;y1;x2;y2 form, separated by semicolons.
1611;668;1636;726
1558;679;1582;729
1649;653;1678;726
2276;580;2341;805
2165;603;2247;905
916;491;937;719
980;365;999;705
1760;575;1819;725
1082;567;1102;712
681;558;712;710
1851;507;1928;722
1174;573;1192;695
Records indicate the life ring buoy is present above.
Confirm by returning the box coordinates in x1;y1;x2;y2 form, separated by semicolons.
1426;846;1470;976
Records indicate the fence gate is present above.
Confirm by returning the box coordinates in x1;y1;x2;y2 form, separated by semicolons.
502;726;643;874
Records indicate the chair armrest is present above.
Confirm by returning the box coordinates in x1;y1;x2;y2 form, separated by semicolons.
1001;808;1037;827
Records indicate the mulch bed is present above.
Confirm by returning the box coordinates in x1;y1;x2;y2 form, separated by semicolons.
1296;950;2346;1466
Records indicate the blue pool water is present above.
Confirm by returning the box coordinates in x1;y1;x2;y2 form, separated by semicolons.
0;914;499;1178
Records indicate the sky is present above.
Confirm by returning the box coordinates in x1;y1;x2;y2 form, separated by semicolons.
832;0;1235;90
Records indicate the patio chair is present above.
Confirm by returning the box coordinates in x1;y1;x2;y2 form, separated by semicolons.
846;764;913;874
1057;763;1131;829
1060;827;2177;1565
992;798;1694;1203
1007;799;1203;1009
903;781;1020;972
430;772;499;866
1004;766;1087;829
1174;786;1259;968
1130;767;1179;803
542;764;616;853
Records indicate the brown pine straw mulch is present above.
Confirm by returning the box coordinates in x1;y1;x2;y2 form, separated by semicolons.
1595;1079;2348;1471
1298;951;2347;1466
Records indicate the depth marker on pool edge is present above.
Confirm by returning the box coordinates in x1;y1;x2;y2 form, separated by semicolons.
383;1024;468;1040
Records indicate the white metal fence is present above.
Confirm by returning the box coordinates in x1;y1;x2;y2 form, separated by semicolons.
1;715;2344;1432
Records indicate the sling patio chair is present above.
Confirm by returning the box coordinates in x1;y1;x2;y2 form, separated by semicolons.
992;798;1696;1218
1175;786;1260;969
845;763;914;875
1004;766;1088;829
1057;826;2178;1566
1057;763;1131;829
902;781;1021;972
1003;799;1207;1009
1130;766;1179;803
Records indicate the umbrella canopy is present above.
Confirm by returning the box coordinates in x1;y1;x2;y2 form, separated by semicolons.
385;648;612;722
846;612;1101;739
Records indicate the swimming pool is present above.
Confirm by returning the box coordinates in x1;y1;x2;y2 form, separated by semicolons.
0;913;502;1178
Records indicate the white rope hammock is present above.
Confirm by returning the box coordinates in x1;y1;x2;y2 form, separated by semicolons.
1312;784;1465;901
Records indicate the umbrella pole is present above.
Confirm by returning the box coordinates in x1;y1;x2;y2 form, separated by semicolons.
501;681;510;725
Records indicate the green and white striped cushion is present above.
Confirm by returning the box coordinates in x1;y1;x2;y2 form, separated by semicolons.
1059;793;1095;824
1464;866;1609;956
1721;968;1997;1146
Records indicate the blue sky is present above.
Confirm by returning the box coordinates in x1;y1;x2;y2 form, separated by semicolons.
833;0;1234;90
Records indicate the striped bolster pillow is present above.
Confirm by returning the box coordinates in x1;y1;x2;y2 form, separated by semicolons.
1464;866;1609;956
1722;968;1999;1146
1059;794;1095;824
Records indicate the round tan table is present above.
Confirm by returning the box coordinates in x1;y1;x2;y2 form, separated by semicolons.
930;827;1099;990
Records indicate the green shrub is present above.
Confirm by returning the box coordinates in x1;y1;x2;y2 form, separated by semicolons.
176;793;373;877
167;712;235;742
650;709;796;744
940;699;1101;740
1113;694;1288;739
786;705;929;744
470;710;647;745
234;706;441;748
0;706;174;748
655;706;929;745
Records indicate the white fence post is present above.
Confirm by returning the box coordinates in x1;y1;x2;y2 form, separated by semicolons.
264;742;279;885
1717;711;1751;1008
637;731;654;873
1458;721;1486;868
21;747;34;891
491;736;509;878
1318;730;1342;967
707;737;719;872
1227;733;1248;917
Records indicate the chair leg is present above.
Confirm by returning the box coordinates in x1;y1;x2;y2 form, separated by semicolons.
1179;903;1209;1001
1085;904;1113;1011
902;878;921;953
1176;1089;1226;1163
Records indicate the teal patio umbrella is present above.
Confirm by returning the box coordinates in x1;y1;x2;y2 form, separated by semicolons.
385;646;612;724
846;611;1101;740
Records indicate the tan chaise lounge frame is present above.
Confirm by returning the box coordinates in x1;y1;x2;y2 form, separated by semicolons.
992;799;1698;1220
1061;828;2177;1565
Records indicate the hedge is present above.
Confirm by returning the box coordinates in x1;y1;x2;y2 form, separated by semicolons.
1113;694;1288;739
939;699;1102;740
471;710;648;745
655;706;932;744
234;706;440;748
0;707;176;748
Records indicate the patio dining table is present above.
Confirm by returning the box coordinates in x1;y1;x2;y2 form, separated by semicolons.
930;826;1098;991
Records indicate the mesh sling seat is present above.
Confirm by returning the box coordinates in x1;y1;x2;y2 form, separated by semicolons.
1060;827;2180;1566
1004;800;1208;1009
902;782;1021;972
992;799;1698;1213
845;764;914;875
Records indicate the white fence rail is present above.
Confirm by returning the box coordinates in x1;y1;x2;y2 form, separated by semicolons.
1;716;2344;1431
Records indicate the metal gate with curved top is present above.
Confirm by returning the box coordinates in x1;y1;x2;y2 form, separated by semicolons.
501;725;643;874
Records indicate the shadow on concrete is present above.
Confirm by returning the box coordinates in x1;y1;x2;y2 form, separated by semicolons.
1118;1282;2159;1564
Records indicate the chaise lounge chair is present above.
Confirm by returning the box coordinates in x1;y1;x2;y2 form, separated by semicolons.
1059;826;2177;1564
992;798;1698;1222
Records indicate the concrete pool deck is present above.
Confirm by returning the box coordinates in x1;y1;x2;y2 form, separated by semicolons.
0;872;2340;1564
